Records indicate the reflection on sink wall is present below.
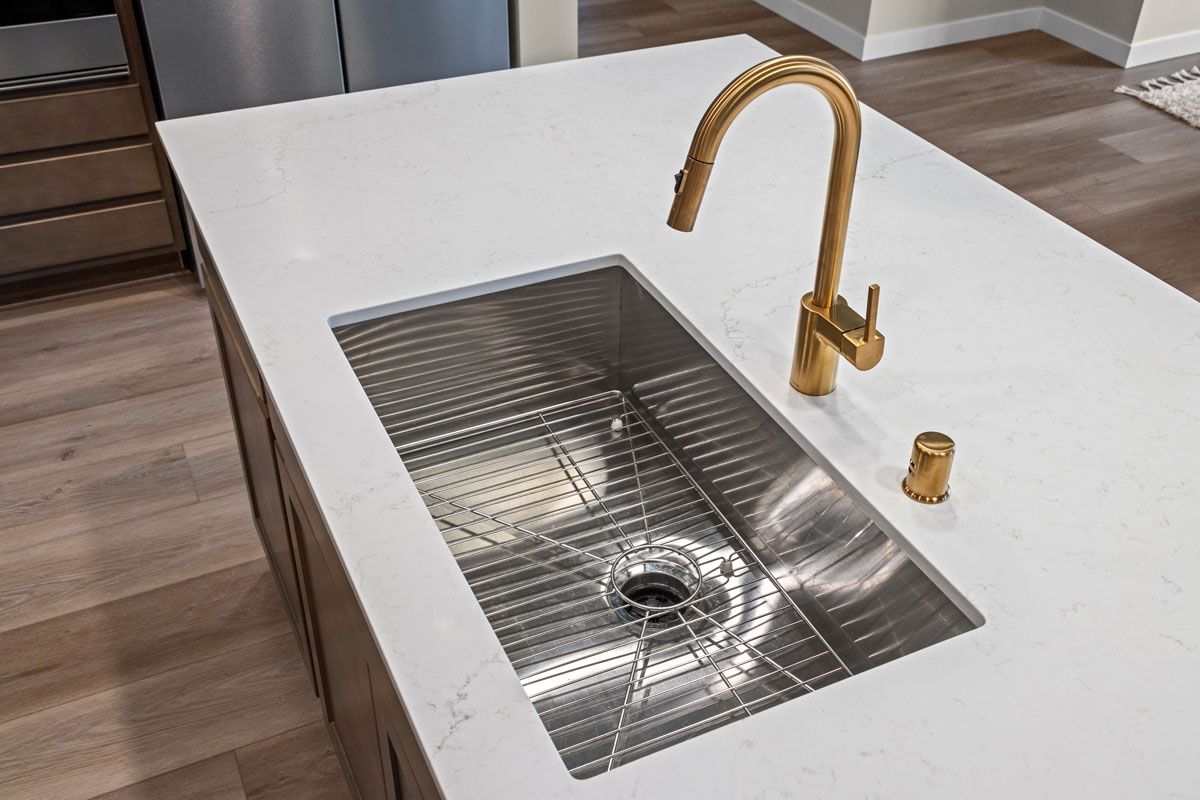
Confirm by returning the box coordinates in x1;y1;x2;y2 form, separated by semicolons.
334;265;979;778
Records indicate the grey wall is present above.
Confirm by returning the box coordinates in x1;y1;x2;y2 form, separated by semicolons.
1041;0;1145;39
804;0;872;35
860;0;1151;38
865;0;1030;36
754;0;1196;64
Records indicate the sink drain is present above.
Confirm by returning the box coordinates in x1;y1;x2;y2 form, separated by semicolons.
610;544;704;627
618;571;693;611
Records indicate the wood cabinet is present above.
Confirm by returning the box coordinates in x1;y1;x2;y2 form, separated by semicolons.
0;200;176;276
206;249;439;800
0;144;161;218
0;84;147;155
373;664;442;800
206;261;310;683
283;465;387;800
0;0;184;300
274;413;438;800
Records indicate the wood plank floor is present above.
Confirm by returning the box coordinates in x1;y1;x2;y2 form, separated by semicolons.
1;6;1197;798
0;275;349;800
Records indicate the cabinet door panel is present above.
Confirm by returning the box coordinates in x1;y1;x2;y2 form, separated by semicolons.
371;649;440;800
209;305;304;651
277;457;317;689
385;732;424;800
291;481;387;800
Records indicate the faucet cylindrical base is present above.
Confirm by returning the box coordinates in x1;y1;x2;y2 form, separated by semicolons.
791;301;840;395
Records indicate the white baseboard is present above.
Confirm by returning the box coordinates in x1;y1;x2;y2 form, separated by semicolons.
860;7;1042;60
1038;9;1130;66
1127;29;1200;68
749;0;1199;68
749;0;866;59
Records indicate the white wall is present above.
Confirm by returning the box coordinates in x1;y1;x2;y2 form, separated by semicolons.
1134;0;1200;41
511;0;577;67
1126;0;1200;65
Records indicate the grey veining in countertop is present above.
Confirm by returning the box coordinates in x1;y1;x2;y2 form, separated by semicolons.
158;36;1200;799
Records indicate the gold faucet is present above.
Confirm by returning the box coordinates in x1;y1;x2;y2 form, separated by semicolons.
667;56;884;396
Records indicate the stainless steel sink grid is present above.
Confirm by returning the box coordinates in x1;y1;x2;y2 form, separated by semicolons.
334;265;979;778
397;391;854;776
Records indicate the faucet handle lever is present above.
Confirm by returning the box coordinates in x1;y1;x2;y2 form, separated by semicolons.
825;284;883;372
864;284;880;342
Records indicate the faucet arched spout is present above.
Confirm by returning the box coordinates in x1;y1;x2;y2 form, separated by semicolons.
667;56;861;307
666;56;882;396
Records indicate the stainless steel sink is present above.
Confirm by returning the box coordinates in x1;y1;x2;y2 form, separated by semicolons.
334;265;978;779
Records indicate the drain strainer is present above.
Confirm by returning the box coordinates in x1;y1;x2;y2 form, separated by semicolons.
609;544;704;627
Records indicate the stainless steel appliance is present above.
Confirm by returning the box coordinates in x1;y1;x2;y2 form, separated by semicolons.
135;0;510;274
135;1;344;118
136;0;510;118
337;0;510;91
0;1;128;89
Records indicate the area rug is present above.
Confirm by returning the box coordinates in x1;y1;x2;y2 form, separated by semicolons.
1116;66;1200;128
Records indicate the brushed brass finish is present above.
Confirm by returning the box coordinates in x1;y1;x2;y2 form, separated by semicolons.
863;283;879;344
669;157;712;231
666;56;884;396
903;432;955;504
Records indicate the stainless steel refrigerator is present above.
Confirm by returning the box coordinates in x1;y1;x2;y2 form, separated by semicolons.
137;0;510;119
136;0;509;272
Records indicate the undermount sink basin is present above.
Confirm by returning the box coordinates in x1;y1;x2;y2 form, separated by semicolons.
333;264;979;779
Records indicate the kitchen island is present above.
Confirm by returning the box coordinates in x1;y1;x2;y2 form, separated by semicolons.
158;36;1200;799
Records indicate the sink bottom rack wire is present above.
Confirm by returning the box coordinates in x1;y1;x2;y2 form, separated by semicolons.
397;391;852;777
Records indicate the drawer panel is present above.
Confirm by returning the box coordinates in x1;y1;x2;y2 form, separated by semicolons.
0;199;174;275
0;144;161;217
0;84;147;156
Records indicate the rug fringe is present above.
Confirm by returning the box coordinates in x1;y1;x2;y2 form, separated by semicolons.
1114;65;1200;129
1117;65;1200;96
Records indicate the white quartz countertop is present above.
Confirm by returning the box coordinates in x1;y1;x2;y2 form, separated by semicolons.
158;37;1200;799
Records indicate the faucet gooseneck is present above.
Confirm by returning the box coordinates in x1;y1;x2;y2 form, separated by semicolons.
667;56;884;396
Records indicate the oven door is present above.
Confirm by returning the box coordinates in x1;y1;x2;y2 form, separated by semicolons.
0;1;127;88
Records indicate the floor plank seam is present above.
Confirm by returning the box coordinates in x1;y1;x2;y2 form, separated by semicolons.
0;591;295;728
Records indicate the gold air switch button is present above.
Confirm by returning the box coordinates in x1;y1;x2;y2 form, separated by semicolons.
903;432;954;504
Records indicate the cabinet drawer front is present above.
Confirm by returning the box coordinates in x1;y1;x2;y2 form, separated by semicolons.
0;144;161;217
0;199;174;274
0;84;147;156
